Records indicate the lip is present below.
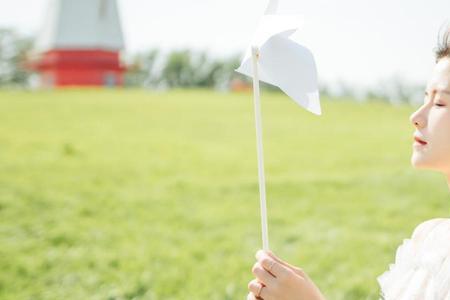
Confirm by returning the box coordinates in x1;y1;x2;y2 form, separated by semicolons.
413;135;428;146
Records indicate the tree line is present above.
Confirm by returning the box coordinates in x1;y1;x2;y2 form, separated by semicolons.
124;49;247;90
0;29;32;86
0;28;248;90
0;28;423;104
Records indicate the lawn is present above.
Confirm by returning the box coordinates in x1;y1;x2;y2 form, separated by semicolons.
0;89;448;300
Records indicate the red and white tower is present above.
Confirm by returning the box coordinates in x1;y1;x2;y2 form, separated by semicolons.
31;0;126;87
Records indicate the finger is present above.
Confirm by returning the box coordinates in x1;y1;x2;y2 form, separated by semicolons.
269;252;306;277
252;262;276;285
256;250;292;269
257;250;305;276
247;292;257;300
267;251;298;269
248;280;269;299
256;251;290;278
247;292;263;300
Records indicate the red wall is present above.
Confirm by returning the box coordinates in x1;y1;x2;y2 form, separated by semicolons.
34;49;126;87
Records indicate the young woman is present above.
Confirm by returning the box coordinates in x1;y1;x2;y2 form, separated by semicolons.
247;28;450;300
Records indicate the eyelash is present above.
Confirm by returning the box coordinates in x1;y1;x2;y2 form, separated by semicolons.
434;103;445;107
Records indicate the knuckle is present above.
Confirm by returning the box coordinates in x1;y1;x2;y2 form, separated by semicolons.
261;257;271;266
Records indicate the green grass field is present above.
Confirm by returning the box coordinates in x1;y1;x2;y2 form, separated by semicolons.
0;89;449;300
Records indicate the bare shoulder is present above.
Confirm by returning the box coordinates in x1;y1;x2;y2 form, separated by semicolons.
411;218;449;241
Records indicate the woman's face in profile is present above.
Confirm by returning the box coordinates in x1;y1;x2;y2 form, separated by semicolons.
410;57;450;173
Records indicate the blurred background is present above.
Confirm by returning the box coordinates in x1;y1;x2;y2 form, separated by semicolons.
0;0;449;299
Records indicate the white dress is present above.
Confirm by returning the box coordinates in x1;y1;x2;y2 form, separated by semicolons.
377;218;450;300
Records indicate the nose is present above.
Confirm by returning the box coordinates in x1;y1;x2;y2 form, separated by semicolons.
409;105;427;129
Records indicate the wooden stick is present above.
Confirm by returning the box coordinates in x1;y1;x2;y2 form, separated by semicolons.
251;46;269;251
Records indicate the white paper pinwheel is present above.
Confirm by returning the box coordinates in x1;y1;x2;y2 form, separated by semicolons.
236;0;321;252
236;1;321;115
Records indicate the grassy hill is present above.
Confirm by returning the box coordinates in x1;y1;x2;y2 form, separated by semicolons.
0;89;448;299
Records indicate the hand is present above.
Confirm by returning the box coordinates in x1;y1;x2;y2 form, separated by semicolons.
247;250;326;300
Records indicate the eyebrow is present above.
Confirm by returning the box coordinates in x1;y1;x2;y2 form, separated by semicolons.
425;90;450;96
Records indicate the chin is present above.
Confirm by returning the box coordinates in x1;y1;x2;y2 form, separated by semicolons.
411;153;433;170
411;153;447;173
411;160;427;169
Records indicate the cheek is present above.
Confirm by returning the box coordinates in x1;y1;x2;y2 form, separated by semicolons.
428;111;450;148
427;111;450;165
411;110;450;170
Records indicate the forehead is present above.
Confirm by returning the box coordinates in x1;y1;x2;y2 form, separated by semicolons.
427;58;450;91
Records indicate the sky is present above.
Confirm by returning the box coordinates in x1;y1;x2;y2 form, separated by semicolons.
0;0;449;87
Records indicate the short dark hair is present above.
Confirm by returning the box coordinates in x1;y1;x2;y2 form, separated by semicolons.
435;25;450;62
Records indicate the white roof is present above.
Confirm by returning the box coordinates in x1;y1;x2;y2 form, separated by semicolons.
35;0;125;52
